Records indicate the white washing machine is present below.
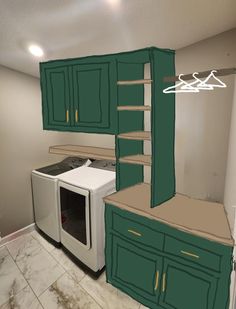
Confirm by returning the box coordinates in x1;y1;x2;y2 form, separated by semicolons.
57;161;116;273
31;157;90;244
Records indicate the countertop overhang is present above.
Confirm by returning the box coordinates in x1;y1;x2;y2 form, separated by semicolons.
104;183;234;246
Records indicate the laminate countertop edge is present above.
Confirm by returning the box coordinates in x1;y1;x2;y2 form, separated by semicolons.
104;195;234;247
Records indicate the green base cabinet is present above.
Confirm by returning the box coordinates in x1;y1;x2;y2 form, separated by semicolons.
159;259;217;309
112;235;163;306
105;204;233;309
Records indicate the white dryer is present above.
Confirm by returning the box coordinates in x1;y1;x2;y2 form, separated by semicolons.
57;163;116;274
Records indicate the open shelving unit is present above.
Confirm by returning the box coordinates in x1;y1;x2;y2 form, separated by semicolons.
115;52;153;195
114;48;176;207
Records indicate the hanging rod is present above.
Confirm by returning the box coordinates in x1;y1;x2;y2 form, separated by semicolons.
163;67;236;83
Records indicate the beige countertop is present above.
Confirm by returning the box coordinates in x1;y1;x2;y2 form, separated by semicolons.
104;183;234;246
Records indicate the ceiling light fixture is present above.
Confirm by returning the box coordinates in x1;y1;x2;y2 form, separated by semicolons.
28;44;44;57
106;0;120;8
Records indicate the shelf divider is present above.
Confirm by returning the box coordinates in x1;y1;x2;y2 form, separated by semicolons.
118;131;151;141
119;154;151;166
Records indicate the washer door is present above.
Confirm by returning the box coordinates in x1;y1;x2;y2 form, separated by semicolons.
59;182;90;250
31;173;60;242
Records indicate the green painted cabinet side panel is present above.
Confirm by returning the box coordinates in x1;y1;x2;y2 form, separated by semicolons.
118;139;143;157
160;259;218;309
116;113;144;190
118;111;144;133
72;62;109;127
116;58;147;191
41;66;71;127
117;163;143;191
150;48;176;207
117;62;145;106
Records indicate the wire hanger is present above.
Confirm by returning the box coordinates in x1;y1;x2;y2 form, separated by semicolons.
163;74;199;93
181;72;213;91
197;70;227;89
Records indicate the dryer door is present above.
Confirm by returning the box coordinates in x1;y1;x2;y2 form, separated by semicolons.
59;182;90;250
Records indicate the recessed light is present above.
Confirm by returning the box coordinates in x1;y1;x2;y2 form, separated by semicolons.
106;0;120;8
28;44;44;57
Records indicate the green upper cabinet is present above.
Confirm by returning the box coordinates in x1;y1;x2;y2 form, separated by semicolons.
71;63;110;128
42;66;71;127
40;56;117;134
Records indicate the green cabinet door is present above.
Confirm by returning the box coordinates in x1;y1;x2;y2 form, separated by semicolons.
42;66;71;128
72;63;110;129
159;259;218;309
110;235;162;308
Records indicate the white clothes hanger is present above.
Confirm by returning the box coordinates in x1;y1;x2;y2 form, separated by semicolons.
197;70;226;89
181;72;213;91
163;74;199;93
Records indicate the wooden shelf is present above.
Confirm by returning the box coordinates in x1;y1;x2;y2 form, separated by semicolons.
117;105;151;111
118;131;151;141
49;144;116;161
117;79;152;85
104;183;234;246
119;154;151;166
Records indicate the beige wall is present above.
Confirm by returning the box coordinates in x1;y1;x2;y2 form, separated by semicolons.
175;29;236;229
0;65;114;237
224;76;236;231
1;28;235;237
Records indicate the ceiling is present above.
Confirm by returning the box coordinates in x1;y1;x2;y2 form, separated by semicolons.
0;0;235;77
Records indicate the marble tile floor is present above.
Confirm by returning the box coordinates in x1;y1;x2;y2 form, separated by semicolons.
0;230;148;309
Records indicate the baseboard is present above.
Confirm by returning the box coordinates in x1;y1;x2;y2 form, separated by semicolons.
0;223;36;247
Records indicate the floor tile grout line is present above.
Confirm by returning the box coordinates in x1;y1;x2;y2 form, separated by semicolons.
34;241;103;308
77;280;103;309
25;281;45;309
37;270;66;299
2;232;102;308
0;247;31;307
3;231;66;304
30;231;56;254
45;246;69;270
2;231;142;308
46;251;104;308
32;235;136;308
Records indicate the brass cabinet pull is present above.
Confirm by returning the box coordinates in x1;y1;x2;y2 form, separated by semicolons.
127;229;142;237
162;273;166;292
154;271;159;290
75;109;78;122
181;250;200;259
66;110;69;123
